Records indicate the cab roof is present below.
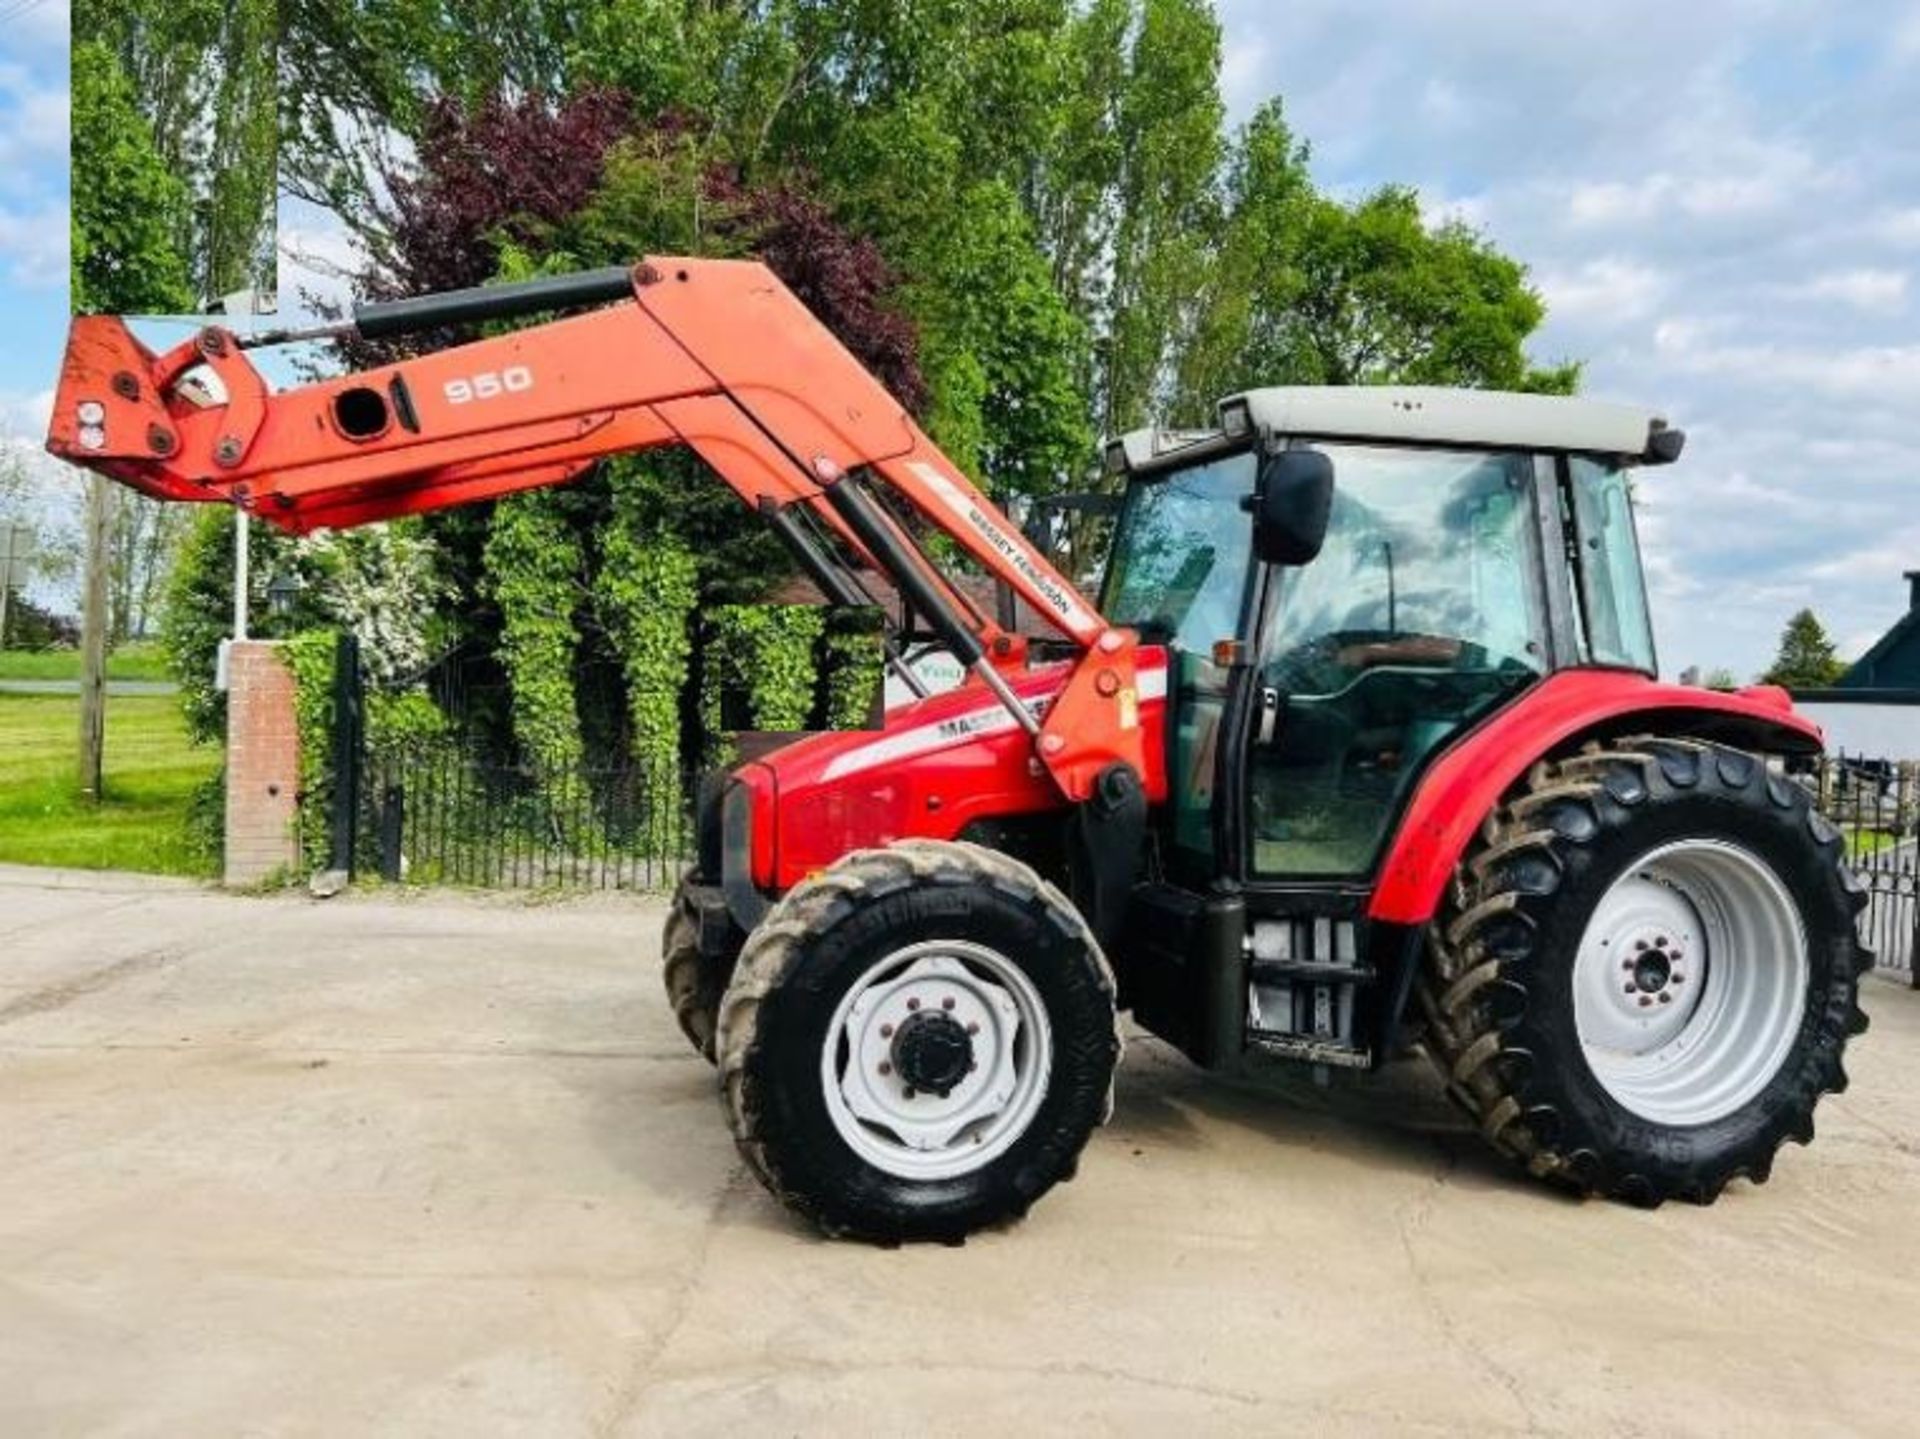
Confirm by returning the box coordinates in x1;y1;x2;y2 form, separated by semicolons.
1113;386;1679;472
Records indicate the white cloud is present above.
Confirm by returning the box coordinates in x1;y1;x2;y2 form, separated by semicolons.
1871;207;1920;247
1219;34;1272;120
0;0;67;54
1564;154;1820;230
1216;0;1920;682
1655;324;1920;403
1897;8;1920;62
1416;190;1488;232
1418;78;1472;128
0;386;53;439
1779;268;1908;311
277;196;368;322
0;68;68;173
1537;258;1669;326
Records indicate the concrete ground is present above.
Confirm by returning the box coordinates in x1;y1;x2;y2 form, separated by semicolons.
2;865;1917;1437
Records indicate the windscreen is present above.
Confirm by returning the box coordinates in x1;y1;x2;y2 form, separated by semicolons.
1100;450;1258;653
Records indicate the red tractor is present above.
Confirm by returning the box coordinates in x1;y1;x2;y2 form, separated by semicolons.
50;261;1870;1242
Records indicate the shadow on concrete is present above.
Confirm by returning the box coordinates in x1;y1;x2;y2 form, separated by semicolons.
1108;1035;1533;1197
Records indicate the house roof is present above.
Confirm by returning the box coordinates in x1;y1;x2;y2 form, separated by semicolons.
1838;572;1920;691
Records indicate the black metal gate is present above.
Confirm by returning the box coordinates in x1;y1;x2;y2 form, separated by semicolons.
324;641;701;892
1817;757;1919;986
351;746;699;890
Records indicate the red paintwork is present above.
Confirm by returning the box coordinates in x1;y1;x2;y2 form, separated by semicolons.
1366;671;1823;926
749;648;1170;889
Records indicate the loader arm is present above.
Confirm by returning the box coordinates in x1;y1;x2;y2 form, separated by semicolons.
46;257;1145;801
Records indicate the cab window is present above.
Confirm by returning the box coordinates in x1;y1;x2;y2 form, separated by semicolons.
1250;443;1546;876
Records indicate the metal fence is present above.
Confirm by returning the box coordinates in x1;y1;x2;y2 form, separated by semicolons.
1814;755;1919;985
326;714;1920;979
345;744;703;891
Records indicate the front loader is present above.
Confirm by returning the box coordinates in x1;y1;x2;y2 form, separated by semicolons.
50;261;1871;1241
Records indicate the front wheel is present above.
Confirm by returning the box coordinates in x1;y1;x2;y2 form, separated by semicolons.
1419;736;1871;1205
661;873;733;1063
716;840;1120;1242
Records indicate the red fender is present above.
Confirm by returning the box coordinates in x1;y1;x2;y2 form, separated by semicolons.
1367;671;1822;927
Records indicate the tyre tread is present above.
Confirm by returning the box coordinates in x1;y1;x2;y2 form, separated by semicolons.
1415;735;1872;1204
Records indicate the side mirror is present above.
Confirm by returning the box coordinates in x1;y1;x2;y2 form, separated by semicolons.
1249;448;1334;566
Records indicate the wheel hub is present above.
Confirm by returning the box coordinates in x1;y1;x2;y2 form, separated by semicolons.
1573;839;1809;1127
1630;944;1675;995
891;1010;975;1097
821;943;1053;1181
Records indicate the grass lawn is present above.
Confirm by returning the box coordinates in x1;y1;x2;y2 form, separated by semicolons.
0;691;219;876
0;641;170;683
1849;829;1917;863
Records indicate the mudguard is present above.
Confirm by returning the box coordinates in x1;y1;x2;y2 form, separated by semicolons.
1367;670;1822;927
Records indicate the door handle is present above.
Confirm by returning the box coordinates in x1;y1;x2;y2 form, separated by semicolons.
1256;686;1282;745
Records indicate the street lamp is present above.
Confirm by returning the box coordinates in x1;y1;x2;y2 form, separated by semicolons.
266;570;303;619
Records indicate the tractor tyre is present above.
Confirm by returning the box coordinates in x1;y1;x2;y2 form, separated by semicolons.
1418;735;1871;1206
716;839;1120;1243
661;873;733;1064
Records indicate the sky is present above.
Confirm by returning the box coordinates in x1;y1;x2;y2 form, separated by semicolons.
4;0;1919;678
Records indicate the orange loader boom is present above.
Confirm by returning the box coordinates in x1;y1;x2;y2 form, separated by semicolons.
46;258;1145;802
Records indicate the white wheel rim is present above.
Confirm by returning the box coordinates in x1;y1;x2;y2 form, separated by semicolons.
1573;839;1808;1127
820;940;1052;1181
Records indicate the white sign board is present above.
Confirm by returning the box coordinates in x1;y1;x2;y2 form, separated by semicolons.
884;645;967;708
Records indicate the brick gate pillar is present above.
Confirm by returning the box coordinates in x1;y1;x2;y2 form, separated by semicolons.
224;640;301;886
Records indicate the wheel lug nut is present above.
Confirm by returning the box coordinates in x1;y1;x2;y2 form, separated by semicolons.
1624;983;1636;993
903;1087;916;1099
878;1061;892;1075
1635;939;1649;951
906;997;921;1011
967;1022;979;1034
1638;995;1652;1007
942;997;955;1011
1672;973;1685;984
1658;993;1672;1004
880;1023;893;1038
1621;959;1634;971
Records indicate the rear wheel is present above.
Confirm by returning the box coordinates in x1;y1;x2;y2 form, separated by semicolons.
1419;735;1871;1205
716;840;1120;1242
661;874;732;1063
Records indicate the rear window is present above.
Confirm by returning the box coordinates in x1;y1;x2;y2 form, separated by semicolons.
1569;457;1657;673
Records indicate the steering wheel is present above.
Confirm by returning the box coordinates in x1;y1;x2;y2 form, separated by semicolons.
1323;628;1470;670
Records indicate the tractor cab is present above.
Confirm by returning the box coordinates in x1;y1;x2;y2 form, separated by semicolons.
1100;387;1682;1069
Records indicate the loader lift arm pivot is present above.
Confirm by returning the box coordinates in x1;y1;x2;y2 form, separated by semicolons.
47;257;1143;800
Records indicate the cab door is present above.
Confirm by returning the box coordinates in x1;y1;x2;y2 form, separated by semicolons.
1098;446;1262;886
1245;442;1554;879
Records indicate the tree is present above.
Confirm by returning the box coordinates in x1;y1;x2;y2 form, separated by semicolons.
109;497;192;642
69;40;196;315
330;91;936;772
1762;609;1848;690
1097;0;1225;434
1175;112;1578;416
73;0;277;302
